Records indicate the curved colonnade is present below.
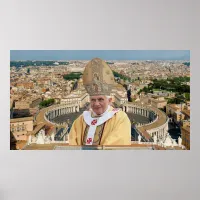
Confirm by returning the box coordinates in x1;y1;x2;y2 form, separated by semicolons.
123;103;169;140
123;104;158;127
44;103;80;126
40;102;168;142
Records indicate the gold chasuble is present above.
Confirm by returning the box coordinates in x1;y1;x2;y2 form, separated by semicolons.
69;106;131;146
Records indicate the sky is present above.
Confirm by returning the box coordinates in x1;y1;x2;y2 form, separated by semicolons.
10;50;190;61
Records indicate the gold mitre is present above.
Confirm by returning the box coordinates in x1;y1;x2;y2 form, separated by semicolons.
82;58;115;96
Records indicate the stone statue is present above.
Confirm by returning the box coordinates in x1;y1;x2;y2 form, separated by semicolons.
32;136;37;143
138;134;141;143
172;139;177;146
51;133;55;142
39;129;45;137
153;134;157;143
44;136;51;144
36;129;45;144
28;134;32;145
178;136;182;146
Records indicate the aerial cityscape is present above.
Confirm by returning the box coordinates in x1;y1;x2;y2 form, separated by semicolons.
10;50;190;150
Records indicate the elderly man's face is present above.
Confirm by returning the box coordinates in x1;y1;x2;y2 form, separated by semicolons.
90;95;112;115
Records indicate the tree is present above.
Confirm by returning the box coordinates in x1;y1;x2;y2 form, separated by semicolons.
63;72;82;80
184;93;190;101
39;98;55;108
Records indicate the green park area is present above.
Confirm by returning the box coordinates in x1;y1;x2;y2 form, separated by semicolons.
39;99;55;108
112;71;131;82
63;72;82;80
138;77;190;103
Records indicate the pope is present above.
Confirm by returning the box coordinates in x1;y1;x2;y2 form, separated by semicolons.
69;58;131;145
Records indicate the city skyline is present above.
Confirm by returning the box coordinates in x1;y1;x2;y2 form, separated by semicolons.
10;56;190;150
10;50;190;61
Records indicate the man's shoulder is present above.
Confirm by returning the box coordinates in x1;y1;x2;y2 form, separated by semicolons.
73;113;84;123
112;108;128;120
111;107;125;114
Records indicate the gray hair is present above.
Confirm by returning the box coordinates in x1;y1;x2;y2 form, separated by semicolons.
106;95;112;99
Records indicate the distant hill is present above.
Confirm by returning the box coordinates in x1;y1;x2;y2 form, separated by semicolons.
10;61;69;68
